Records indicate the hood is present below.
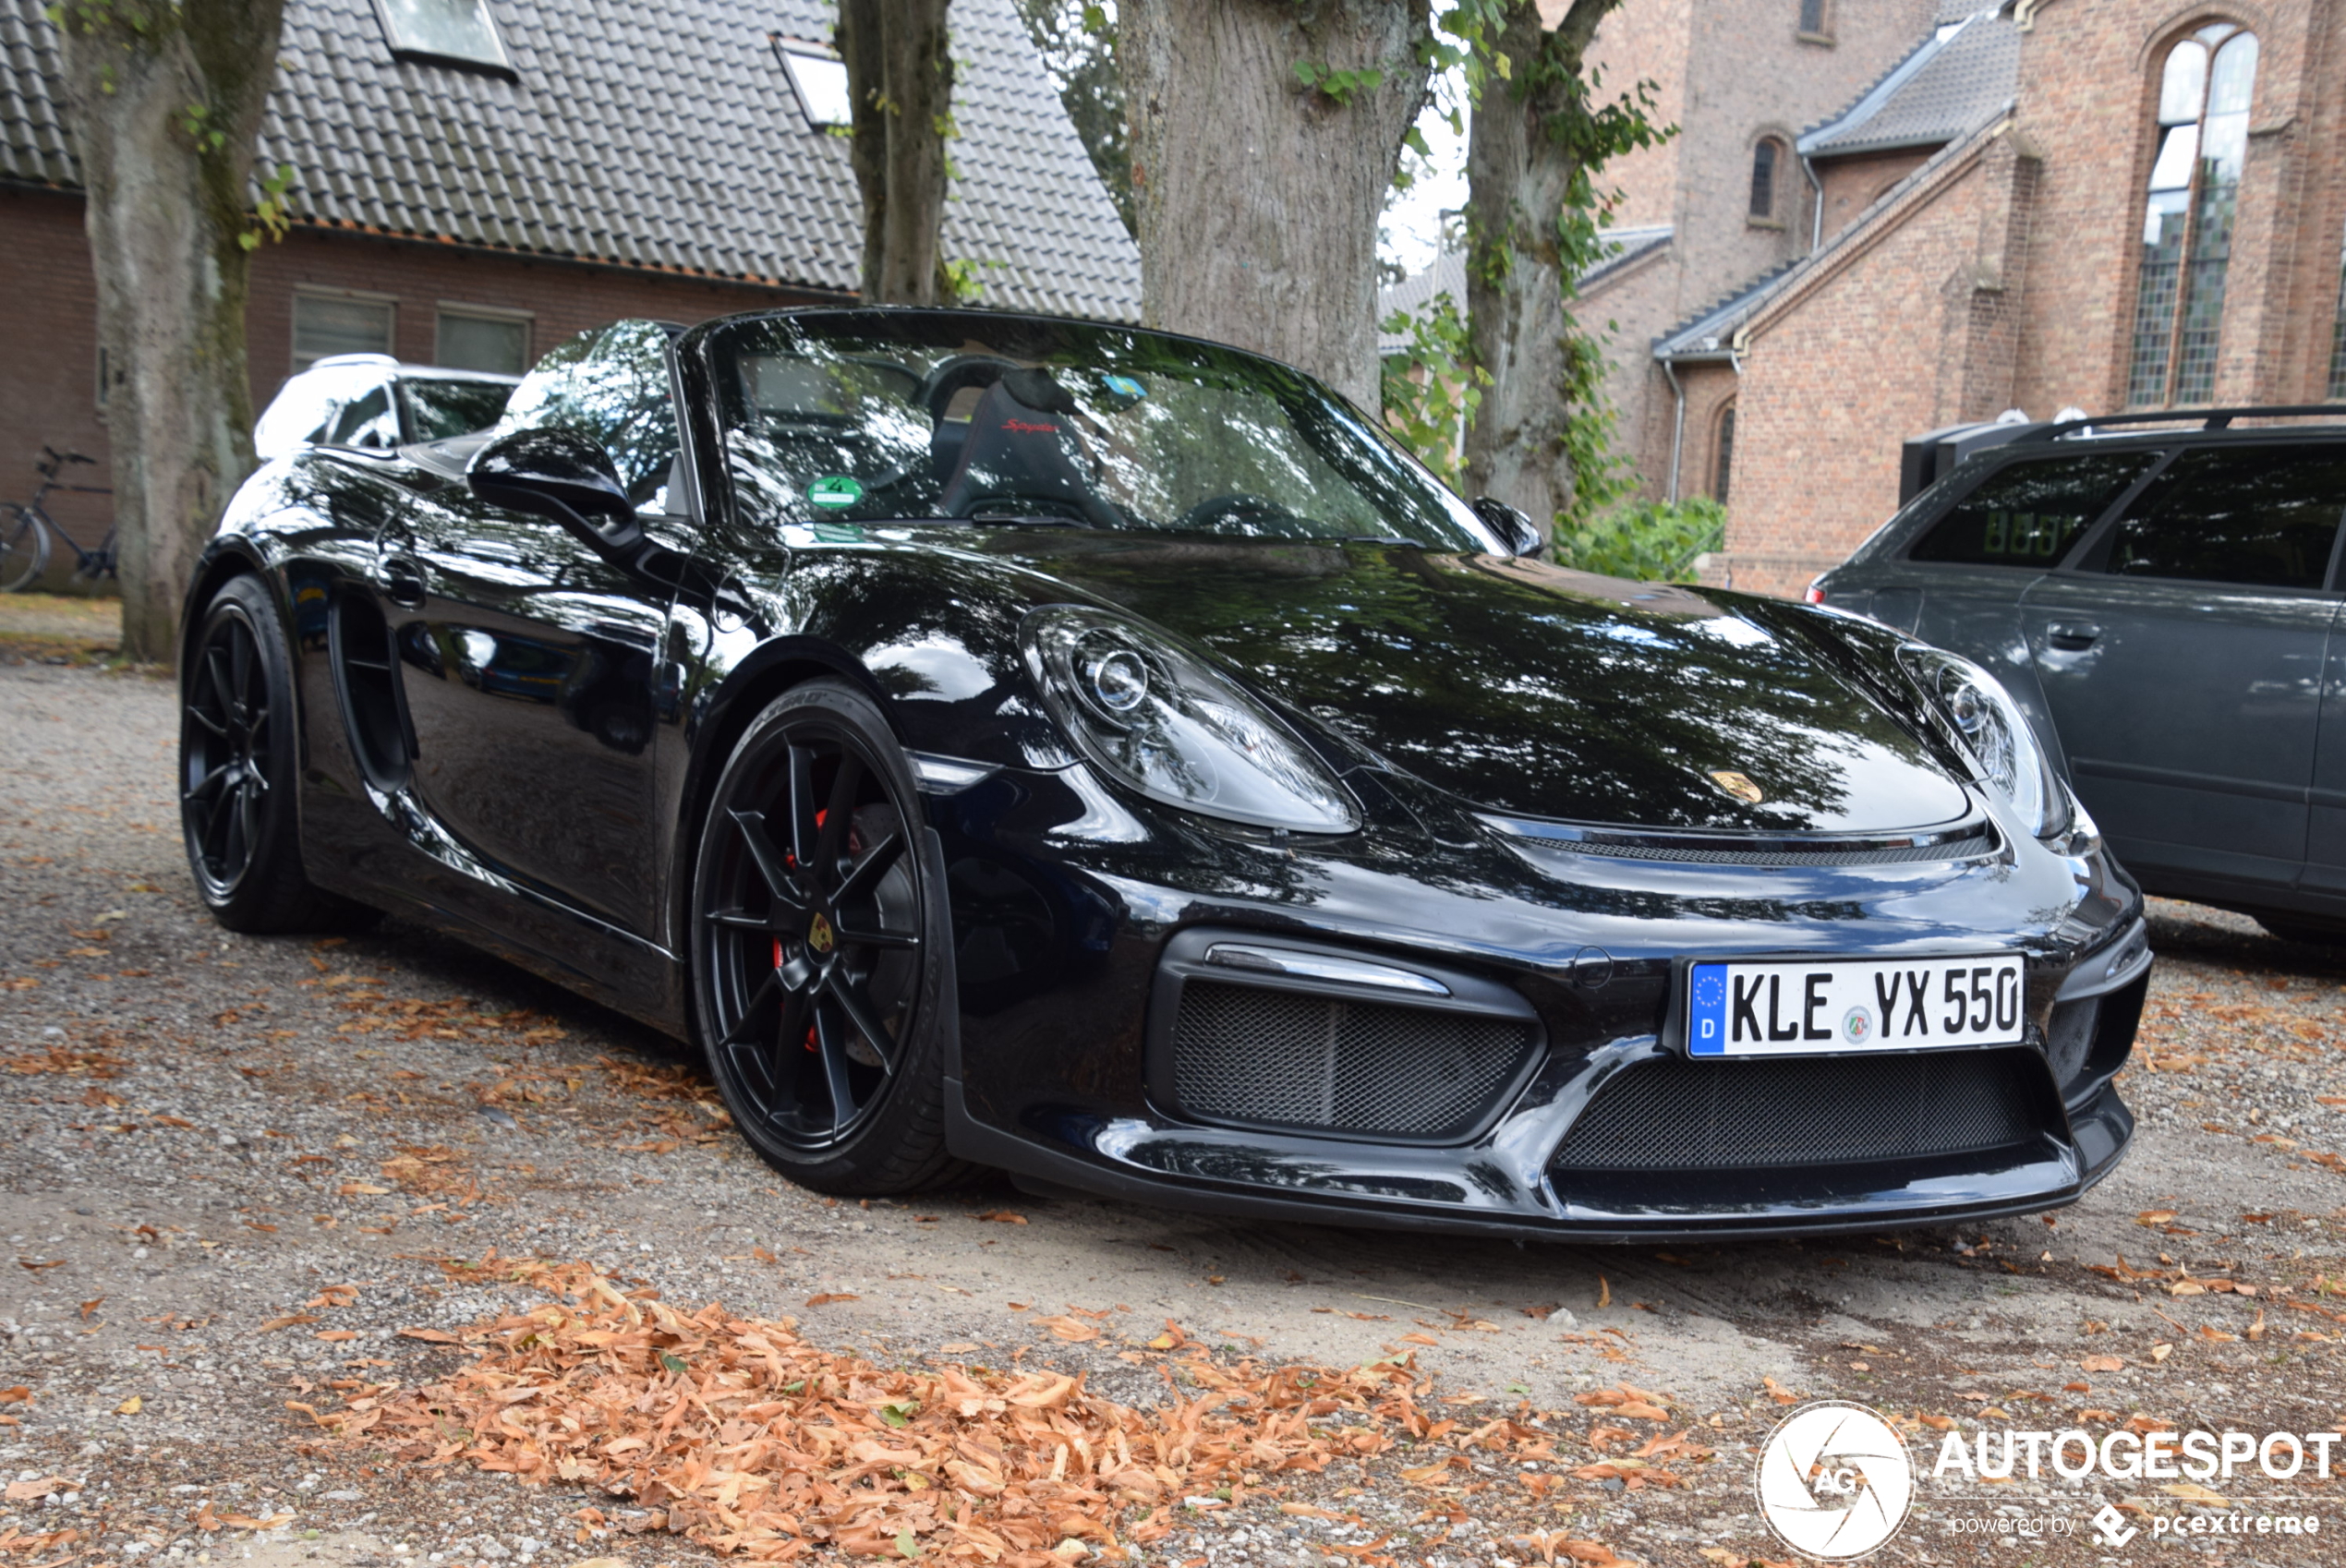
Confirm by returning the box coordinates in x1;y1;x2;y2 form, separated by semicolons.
975;534;1970;834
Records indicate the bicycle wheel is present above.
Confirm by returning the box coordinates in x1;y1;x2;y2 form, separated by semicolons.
0;504;50;593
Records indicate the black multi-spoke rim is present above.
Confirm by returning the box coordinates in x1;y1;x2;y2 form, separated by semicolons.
700;724;925;1149
181;609;272;898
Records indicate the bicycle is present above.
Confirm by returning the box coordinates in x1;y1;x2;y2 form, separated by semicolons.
1;446;116;594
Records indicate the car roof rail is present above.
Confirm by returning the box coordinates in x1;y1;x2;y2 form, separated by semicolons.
2013;404;2346;442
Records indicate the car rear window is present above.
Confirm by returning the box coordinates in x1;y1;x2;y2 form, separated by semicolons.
1908;452;2158;567
2103;446;2346;589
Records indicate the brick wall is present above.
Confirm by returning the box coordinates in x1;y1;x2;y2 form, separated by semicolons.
0;187;834;576
1698;0;2346;597
1814;147;1934;242
0;188;114;573
1712;140;2016;597
1585;0;1946;505
2008;0;2346;416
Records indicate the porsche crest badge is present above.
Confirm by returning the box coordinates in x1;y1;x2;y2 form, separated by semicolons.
807;911;836;954
1708;769;1765;805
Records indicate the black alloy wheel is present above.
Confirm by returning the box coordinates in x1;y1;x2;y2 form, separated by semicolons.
179;575;376;934
693;680;964;1192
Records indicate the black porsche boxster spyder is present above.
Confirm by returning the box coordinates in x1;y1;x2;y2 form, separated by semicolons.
178;309;2149;1239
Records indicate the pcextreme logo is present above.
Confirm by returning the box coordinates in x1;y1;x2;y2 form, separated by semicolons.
1755;1402;1916;1559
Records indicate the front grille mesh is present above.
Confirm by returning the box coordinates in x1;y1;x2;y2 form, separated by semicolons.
1170;980;1535;1140
1550;1049;2045;1171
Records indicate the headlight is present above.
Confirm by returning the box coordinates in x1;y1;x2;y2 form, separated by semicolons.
1022;607;1358;832
1898;645;2070;839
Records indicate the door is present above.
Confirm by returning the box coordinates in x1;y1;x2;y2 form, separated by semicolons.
1900;449;2164;756
2303;597;2346;904
388;500;668;935
384;320;685;942
2021;444;2346;895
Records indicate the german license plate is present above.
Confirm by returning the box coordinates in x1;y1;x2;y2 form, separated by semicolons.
1683;953;2024;1056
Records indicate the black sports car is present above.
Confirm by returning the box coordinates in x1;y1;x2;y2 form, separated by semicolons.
178;309;2149;1240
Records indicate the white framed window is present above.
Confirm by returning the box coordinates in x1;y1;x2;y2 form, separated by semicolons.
292;290;397;372
374;0;514;75
774;38;852;128
436;304;533;375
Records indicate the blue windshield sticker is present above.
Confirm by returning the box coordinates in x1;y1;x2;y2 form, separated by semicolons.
1101;373;1146;401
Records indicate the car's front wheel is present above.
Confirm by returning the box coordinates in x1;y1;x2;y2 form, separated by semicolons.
691;679;966;1193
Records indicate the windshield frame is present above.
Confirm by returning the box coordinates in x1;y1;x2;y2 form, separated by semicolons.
676;307;1508;555
397;373;518;445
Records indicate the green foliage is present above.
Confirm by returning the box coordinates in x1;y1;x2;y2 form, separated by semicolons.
1552;495;1726;581
1292;60;1385;105
1010;0;1131;233
939;256;1006;303
179;100;226;151
243;161;296;250
1378;291;1482;491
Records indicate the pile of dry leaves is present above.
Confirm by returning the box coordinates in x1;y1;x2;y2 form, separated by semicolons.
300;1258;1649;1564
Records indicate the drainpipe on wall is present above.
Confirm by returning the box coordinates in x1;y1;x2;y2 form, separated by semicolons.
1801;153;1825;253
1661;356;1687;504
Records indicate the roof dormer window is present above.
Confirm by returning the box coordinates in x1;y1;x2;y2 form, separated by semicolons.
374;0;514;77
775;40;853;129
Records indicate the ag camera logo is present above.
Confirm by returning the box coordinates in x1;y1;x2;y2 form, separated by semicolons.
1757;1402;1915;1559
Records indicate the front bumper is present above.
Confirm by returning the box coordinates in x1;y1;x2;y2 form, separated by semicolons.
933;763;2148;1241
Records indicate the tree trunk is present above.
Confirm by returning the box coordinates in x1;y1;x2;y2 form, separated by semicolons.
1461;0;1621;525
839;0;956;306
56;0;286;664
1123;0;1432;408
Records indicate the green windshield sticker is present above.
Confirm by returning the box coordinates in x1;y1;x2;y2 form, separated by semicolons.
807;476;864;510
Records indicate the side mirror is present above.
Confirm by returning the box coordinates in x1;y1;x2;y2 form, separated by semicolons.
468;428;645;557
1472;496;1547;560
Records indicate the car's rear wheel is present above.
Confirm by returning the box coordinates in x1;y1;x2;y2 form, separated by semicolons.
180;575;378;934
691;679;967;1193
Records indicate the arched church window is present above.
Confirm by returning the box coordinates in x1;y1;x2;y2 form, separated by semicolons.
1749;139;1783;222
1713;404;1736;503
2125;22;2258;407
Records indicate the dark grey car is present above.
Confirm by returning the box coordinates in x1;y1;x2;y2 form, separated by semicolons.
1812;410;2346;943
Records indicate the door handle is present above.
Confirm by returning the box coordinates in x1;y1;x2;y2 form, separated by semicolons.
2045;621;2100;651
379;555;428;609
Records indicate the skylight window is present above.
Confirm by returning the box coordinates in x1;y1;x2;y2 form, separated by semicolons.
375;0;514;76
775;40;853;128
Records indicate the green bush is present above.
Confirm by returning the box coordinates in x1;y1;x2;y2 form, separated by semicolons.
1552;496;1726;582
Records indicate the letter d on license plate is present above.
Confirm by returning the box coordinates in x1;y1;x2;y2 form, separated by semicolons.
1683;954;2024;1056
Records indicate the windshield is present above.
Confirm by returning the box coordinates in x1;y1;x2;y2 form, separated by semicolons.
400;376;515;442
694;311;1501;551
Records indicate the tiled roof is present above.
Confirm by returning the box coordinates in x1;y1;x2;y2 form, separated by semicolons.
1375;226;1671;352
0;0;1141;320
1799;6;2020;159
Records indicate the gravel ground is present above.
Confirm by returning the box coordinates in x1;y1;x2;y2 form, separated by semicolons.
3;660;2344;1568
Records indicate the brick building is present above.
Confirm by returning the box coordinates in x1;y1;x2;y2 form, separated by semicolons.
0;0;1137;572
1579;0;2346;597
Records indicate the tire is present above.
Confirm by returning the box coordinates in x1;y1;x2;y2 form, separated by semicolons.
180;575;379;934
690;678;970;1194
0;505;49;594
